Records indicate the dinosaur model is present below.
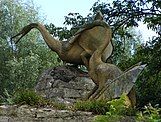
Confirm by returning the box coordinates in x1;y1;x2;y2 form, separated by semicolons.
11;12;113;68
86;25;145;106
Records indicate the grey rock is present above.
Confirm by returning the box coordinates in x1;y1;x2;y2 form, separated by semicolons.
35;66;95;104
0;105;94;122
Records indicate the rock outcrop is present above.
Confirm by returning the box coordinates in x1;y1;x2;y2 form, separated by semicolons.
35;65;95;104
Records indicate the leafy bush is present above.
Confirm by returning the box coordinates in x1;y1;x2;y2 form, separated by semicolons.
93;94;136;122
107;94;136;116
73;100;110;115
137;103;161;122
93;95;161;122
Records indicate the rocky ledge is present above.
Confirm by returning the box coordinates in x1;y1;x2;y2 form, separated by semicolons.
0;105;94;122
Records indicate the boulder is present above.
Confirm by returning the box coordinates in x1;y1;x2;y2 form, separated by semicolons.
35;65;95;104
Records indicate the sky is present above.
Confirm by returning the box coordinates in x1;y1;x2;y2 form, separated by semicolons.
33;0;100;26
33;0;157;42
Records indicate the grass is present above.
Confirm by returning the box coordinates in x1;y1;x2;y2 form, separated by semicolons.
13;89;66;109
73;99;110;115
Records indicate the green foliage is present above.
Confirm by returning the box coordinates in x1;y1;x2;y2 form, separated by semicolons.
6;52;40;89
73;100;110;115
6;44;61;91
0;0;61;100
64;12;90;27
3;89;14;105
52;102;66;110
107;94;135;116
0;99;3;104
0;0;40;39
93;94;136;122
74;94;136;116
0;0;40;96
45;12;91;41
94;114;123;122
12;89;66;109
13;89;44;106
92;0;160;33
137;104;161;122
45;23;75;40
132;38;161;107
111;27;142;66
93;95;161;122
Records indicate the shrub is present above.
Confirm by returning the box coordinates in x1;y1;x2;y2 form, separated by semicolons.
93;94;136;122
136;103;161;121
107;94;136;116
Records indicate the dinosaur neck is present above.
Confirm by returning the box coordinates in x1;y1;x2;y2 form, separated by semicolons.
31;23;62;54
89;27;112;71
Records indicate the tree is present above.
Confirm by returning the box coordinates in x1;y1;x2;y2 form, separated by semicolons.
0;0;61;99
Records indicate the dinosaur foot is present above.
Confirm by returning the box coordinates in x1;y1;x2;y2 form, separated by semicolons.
88;86;106;100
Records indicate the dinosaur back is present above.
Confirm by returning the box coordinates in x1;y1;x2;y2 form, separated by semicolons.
78;26;113;61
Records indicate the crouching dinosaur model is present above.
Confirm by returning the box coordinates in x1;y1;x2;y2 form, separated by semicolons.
11;12;113;68
87;25;145;106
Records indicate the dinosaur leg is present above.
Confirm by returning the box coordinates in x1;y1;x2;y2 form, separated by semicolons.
89;85;104;100
83;85;98;100
89;77;108;100
80;51;91;69
89;73;108;100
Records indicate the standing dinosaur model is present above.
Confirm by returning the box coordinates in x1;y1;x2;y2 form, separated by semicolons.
86;25;145;106
11;12;113;68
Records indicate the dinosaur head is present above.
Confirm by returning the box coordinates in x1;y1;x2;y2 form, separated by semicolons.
11;23;36;44
94;11;103;20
